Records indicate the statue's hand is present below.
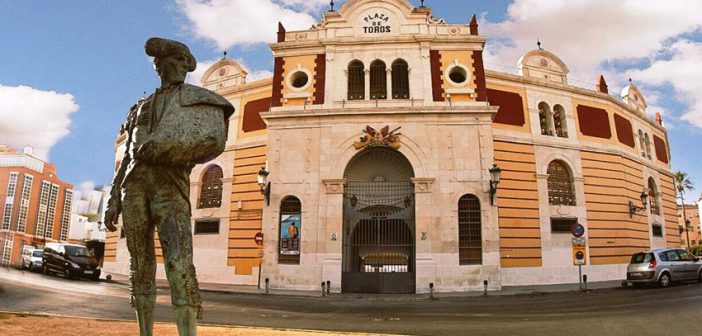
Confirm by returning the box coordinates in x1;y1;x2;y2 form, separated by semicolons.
103;201;121;232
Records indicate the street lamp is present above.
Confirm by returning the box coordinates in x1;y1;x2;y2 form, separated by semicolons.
628;190;648;218
257;167;270;206
489;164;501;206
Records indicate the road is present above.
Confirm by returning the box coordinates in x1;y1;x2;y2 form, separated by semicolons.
1;268;701;336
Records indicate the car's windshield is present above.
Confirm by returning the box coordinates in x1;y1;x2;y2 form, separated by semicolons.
630;252;653;264
65;246;91;257
32;250;43;257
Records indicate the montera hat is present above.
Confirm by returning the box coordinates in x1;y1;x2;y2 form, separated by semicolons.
144;37;197;72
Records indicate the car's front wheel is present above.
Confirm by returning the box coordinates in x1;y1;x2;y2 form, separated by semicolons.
28;262;33;271
698;270;702;283
63;269;72;280
659;272;671;288
42;264;50;275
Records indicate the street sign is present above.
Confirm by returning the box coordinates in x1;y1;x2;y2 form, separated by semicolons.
254;232;264;245
572;223;585;238
572;245;587;265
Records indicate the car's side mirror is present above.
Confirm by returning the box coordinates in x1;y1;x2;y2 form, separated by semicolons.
694;257;700;262
59;252;64;257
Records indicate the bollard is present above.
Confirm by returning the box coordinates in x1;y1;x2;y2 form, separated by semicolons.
321;282;326;297
265;278;270;294
429;283;434;300
326;280;331;296
483;280;488;296
583;274;588;291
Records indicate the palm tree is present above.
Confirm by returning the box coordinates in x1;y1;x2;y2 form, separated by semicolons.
674;171;695;250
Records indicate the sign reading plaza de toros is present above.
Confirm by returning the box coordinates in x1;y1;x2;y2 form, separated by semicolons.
362;12;392;34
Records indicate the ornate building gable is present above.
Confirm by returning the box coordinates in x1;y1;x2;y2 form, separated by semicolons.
517;49;570;85
200;59;248;91
621;83;648;114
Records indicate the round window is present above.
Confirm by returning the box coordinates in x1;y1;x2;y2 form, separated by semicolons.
448;66;468;85
290;71;309;89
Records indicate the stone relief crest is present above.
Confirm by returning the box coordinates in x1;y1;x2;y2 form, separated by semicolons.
354;125;402;150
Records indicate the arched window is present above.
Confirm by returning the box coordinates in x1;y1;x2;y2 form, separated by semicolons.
553;105;568;138
198;165;223;209
370;60;387;99
538;102;554;136
279;196;301;264
638;130;646;157
547;160;576;206
391;59;410;99
644;133;652;159
458;194;482;265
347;60;365;100
648;178;660;215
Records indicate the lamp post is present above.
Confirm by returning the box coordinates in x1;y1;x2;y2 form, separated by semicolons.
489;164;501;206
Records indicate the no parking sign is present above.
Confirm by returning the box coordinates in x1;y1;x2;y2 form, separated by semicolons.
572;236;587;265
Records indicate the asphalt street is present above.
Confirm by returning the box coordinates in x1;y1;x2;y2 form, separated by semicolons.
1;268;701;336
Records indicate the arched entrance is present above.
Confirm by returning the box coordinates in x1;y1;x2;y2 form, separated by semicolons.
342;147;415;293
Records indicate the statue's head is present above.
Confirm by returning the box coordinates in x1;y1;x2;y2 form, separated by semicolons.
145;37;196;86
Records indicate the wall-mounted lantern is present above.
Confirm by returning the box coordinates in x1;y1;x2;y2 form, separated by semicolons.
489;164;501;206
257;167;270;206
628;190;648;218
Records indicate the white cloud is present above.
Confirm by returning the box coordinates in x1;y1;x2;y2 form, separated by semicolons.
629;40;702;128
177;0;324;50
279;0;330;12
483;0;702;78
248;70;274;82
0;85;79;160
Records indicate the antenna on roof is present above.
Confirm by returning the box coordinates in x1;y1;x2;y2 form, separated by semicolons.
537;38;543;50
329;0;334;12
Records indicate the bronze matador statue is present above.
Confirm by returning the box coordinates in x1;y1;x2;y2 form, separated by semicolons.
104;37;234;336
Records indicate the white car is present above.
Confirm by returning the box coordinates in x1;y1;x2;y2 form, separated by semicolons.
626;248;702;288
22;248;44;272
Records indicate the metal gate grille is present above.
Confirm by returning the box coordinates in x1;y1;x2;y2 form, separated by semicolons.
343;181;415;293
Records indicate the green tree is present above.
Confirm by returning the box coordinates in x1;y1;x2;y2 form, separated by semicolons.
674;171;695;250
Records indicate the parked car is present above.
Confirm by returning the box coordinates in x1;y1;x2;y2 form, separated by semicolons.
21;248;43;272
626;248;702;288
42;242;101;281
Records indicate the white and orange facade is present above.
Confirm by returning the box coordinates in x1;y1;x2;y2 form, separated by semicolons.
0;145;74;267
104;0;679;293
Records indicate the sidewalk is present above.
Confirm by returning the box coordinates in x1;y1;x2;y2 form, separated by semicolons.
103;270;625;300
0;311;398;336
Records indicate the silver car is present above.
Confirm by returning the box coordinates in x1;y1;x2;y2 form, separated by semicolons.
21;249;43;272
626;248;702;288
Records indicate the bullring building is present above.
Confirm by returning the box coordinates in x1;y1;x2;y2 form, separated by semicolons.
104;0;679;293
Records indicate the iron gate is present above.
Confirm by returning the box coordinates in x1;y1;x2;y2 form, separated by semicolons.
342;181;415;293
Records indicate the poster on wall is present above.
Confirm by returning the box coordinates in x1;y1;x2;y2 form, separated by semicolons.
280;214;301;255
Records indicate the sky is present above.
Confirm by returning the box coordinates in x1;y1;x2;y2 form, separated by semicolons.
0;0;700;201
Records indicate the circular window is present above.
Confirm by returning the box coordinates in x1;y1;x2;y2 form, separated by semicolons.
287;69;311;91
445;64;470;87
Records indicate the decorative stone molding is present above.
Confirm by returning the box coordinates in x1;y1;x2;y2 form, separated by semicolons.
323;179;347;194
536;173;549;180
411;177;435;193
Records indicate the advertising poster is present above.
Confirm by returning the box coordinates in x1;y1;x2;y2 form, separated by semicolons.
280;214;301;255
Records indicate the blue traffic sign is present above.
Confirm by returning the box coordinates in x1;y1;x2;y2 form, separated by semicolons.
572;223;585;238
575;251;584;260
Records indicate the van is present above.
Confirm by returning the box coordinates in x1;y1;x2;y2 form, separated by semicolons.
42;242;101;281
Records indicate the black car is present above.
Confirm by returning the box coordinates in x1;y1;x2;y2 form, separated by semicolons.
42;242;101;281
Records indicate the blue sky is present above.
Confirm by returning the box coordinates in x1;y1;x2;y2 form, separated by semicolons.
0;0;700;202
